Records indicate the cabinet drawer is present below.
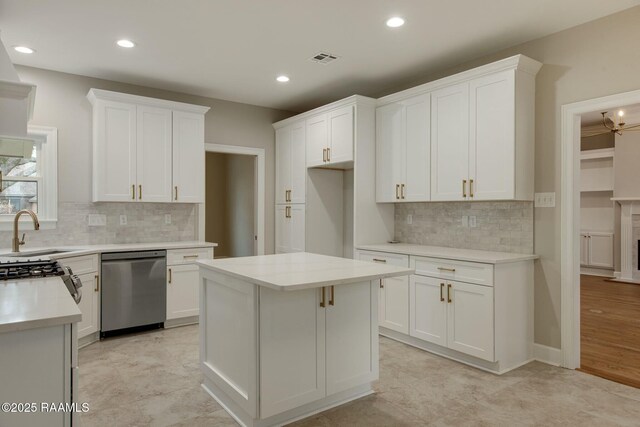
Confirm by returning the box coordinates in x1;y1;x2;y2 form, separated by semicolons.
411;256;493;286
59;254;99;275
357;250;409;267
167;247;214;266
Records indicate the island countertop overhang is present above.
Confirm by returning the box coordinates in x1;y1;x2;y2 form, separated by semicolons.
197;252;414;291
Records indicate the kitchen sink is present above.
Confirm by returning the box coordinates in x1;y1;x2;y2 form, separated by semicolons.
0;249;77;258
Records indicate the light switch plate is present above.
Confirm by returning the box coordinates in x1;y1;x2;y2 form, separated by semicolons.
462;215;469;227
469;215;477;228
120;215;127;225
165;214;172;225
406;214;412;225
87;214;106;227
534;192;556;208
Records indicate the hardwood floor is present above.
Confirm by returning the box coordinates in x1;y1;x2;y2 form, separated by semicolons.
580;274;640;388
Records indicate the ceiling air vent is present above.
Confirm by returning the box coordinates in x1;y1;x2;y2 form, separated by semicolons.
309;52;339;64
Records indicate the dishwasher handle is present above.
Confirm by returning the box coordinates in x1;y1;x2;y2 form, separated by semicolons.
101;250;167;261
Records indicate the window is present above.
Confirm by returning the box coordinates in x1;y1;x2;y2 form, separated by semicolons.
0;126;57;229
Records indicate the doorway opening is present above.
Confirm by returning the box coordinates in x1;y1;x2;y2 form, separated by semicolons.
202;144;265;258
561;89;640;388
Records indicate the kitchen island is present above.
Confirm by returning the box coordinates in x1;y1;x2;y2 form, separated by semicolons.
197;252;413;427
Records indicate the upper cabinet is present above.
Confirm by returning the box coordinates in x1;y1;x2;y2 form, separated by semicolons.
377;94;431;202
377;54;541;203
306;105;354;168
87;89;209;203
276;121;306;204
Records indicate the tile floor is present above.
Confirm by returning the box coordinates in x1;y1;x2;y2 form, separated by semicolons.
78;325;640;426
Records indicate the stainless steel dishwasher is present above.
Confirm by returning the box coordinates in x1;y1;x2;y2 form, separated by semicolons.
101;250;166;335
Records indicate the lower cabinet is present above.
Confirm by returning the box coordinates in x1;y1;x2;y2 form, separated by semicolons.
259;282;376;418
409;275;447;346
57;254;100;340
166;247;214;321
581;231;614;269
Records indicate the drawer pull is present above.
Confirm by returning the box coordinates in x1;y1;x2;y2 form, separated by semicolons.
437;267;456;272
447;283;452;303
168;268;172;284
183;255;199;259
440;283;444;302
372;258;387;263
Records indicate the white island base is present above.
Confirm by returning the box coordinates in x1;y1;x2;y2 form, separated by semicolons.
198;253;412;427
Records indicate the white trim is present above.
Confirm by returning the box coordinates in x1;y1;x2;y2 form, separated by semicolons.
533;343;562;366
86;88;210;114
560;87;640;369
200;143;265;256
580;147;614;160
272;95;375;129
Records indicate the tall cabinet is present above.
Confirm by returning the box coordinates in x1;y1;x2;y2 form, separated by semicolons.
376;55;541;203
87;89;210;203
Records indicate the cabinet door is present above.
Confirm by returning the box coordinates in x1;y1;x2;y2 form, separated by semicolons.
93;100;137;202
379;275;409;334
306;114;328;167
469;70;515;200
275;126;292;205
137;105;172;202
588;232;614;268
77;272;99;338
376;103;403;202
167;264;200;320
580;233;589;266
290;204;306;253
173;111;205;203
275;205;290;254
446;281;494;361
403;94;431;201
290;122;306;203
327;105;354;165
431;82;469;201
326;281;377;395
409;275;447;346
260;287;326;418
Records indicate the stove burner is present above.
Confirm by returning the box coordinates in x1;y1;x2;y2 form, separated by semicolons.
0;259;66;280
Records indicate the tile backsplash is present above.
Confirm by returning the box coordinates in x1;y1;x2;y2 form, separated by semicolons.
0;202;197;249
395;201;534;254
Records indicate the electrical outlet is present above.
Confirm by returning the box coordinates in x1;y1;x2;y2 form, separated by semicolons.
165;214;172;225
534;192;556;208
462;215;469;227
119;215;127;225
406;214;412;225
87;214;106;227
469;215;477;228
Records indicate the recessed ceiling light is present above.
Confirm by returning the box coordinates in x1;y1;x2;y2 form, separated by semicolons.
276;75;290;83
14;46;35;54
386;17;405;28
116;39;135;48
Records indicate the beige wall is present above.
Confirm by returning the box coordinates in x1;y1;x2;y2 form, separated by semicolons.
376;7;640;349
614;132;640;198
16;65;293;253
581;132;614;151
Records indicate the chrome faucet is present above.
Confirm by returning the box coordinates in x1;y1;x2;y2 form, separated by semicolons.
12;209;40;253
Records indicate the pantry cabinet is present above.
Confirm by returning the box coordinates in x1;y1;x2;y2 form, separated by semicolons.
376;93;430;202
87;89;209;203
275;204;305;254
275;121;306;204
306;106;354;168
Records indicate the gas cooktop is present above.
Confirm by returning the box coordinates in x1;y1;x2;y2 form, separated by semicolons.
0;259;66;281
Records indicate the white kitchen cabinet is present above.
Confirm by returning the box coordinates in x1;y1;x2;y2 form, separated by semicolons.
91;99;137;202
431;82;470;201
88;89;209;203
581;231;614;269
172;110;205;203
276;121;306;204
137;105;173;202
306;106;353;168
257;281;376;419
275;204;306;254
446;280;494;361
376;94;430;202
166;247;214;323
77;272;100;338
410;275;447;346
167;264;200;320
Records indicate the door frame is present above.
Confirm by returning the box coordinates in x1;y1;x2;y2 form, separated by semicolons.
199;143;265;255
560;87;640;369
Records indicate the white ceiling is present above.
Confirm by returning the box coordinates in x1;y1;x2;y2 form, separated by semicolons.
1;0;639;112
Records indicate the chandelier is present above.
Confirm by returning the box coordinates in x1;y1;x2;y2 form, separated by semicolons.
599;110;640;136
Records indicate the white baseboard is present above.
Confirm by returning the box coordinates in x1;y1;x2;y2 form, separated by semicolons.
533;343;561;366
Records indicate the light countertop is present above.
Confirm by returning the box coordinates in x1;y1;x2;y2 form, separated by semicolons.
0;277;82;334
356;243;538;264
0;241;217;261
198;252;414;291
